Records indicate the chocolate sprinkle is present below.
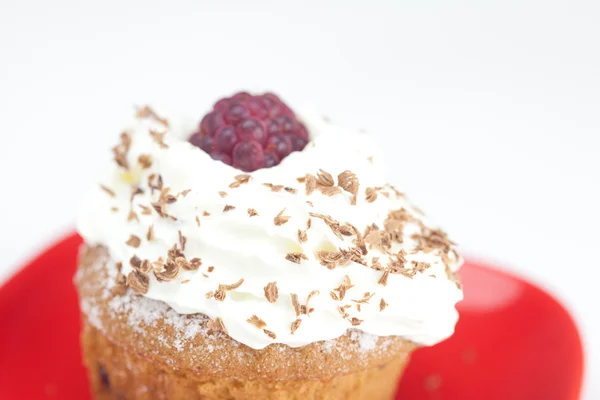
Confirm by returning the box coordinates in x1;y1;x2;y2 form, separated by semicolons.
126;270;149;294
99;185;116;197
264;282;279;303
274;208;291;226
125;235;141;248
290;319;302;334
247;315;267;329
263;329;276;339
285;252;308;264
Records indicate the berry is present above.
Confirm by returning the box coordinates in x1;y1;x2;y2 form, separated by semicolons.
233;141;264;172
265;134;292;159
264;151;280;168
209;151;232;165
236;118;266;144
289;135;308;152
214;126;238;153
189;92;309;171
200;111;225;137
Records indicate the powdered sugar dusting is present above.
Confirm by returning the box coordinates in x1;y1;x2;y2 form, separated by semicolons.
76;246;410;379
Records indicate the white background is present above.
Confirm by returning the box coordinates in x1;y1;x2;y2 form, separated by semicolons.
1;0;598;397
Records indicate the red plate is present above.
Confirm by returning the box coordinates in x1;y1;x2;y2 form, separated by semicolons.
0;234;583;400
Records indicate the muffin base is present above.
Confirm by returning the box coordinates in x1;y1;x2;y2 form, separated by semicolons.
82;320;410;400
77;245;417;399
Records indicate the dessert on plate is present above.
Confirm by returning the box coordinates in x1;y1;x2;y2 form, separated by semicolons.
75;92;463;399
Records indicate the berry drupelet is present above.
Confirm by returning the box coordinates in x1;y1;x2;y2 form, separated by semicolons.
189;92;309;172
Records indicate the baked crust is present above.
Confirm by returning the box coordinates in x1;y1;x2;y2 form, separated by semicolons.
76;245;416;399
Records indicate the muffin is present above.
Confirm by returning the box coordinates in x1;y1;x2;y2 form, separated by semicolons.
75;92;463;400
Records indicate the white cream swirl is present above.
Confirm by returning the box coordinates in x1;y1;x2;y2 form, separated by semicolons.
77;108;463;350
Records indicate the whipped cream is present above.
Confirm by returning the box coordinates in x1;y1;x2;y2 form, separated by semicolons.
77;107;463;350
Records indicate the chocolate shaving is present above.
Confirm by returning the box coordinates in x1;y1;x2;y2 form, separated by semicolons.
297;218;312;243
203;211;211;216
290;319;302;334
263;183;284;192
218;191;228;198
126;270;149;294
229;174;251;188
286;252;308;264
339;224;354;236
129;255;142;269
331;275;354;301
181;279;190;284
137;154;152;169
125;235;141;248
247;315;267;329
139;205;152;215
153;260;180;282
112;132;131;169
213;278;245;301
308;213;354;242
196;216;201;227
146;225;154;241
302;290;319;315
128;210;139;223
188;258;202;271
304;174;317;195
178;230;187;251
338;305;351;318
297;229;308;243
178;189;192;198
380;298;388;311
149;129;169;149
207;317;227;334
389;185;405;198
349;317;363;326
352;292;375;304
318;186;342;196
338;170;359;205
290;293;301;316
138;259;152;273
365;187;378;203
411;260;431;274
248;208;259;217
112;271;127;296
274;208;291;225
412;228;455;254
135;105;169;127
151;187;177;219
221;278;245;290
284;187;297;194
263;329;276;339
223;205;236;212
378;270;390;286
316;169;334;187
99;185;116;197
110;207;119;212
364;230;392;253
316;250;344;269
147;174;164;194
264;282;279;303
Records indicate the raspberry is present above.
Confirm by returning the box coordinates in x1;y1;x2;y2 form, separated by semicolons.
189;92;309;171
